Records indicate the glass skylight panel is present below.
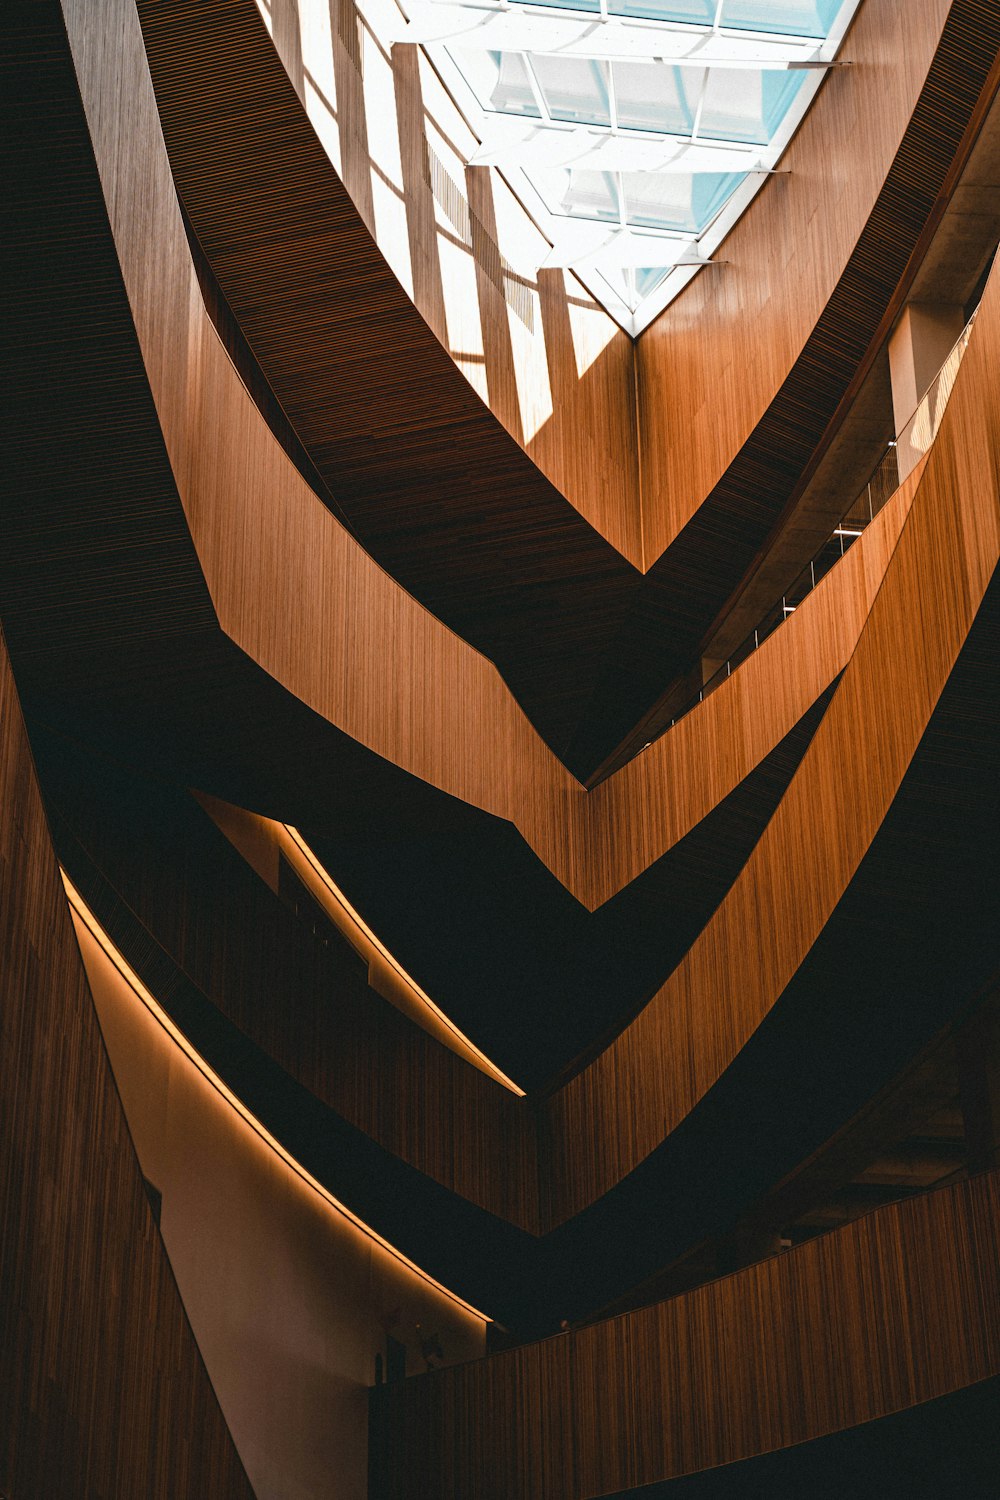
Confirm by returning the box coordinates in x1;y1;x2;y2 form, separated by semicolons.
516;0;601;11
613;62;702;137
719;0;843;37
698;69;807;145
634;267;671;299
456;50;542;117
621;170;748;232
529;55;612;127
608;0;715;20
534;168;622;222
412;0;864;331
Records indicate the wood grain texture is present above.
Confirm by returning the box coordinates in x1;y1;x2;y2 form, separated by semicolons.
135;0;999;774
31;0;912;913
370;1170;1000;1499
561;0;1000;775
134;0;1000;780
136;0;640;761
5;0;997;1261
29;680;833;1254
41;764;539;1230
636;0;950;558
28;695;1000;1333
29;535;998;1326
540;258;1000;1224
0;614;254;1497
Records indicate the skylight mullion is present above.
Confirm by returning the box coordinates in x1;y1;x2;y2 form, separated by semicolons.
606;59;620;133
689;66;711;141
404;7;831;63
522;52;554;119
415;0;863;329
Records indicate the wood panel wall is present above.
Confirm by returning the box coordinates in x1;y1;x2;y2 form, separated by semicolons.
270;0;643;564
137;0;1000;781
70;878;487;1500
28;628;1000;1331
56;0;913;910
636;0;951;558
42;772;539;1230
370;1170;1000;1499
31;673;836;1247
0;616;254;1497
8;0;998;1257
540;257;1000;1223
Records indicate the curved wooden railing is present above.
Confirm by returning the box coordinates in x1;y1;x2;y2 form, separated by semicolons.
0;602;253;1497
370;1169;1000;1499
136;0;1000;774
540;256;1000;1221
8;0;997;1264
57;0;912;912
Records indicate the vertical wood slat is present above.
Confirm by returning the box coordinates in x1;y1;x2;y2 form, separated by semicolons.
6;0;997;1244
54;0;913;911
139;0;1000;776
0;621;254;1498
371;1171;1000;1499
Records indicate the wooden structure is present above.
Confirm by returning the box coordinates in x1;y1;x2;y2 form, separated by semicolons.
2;0;998;1494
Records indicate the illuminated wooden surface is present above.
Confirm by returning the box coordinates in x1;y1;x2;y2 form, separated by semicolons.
370;1170;1000;1499
35;681;836;1242
4;3;999;1490
136;0;1000;774
68;878;487;1498
636;0;952;559
541;263;1000;1223
7;0;998;1244
33;693;1000;1329
55;0;913;912
0;609;253;1496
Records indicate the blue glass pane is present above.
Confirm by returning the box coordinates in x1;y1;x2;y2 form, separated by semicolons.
473;51;542;117
719;0;843;37
692;169;747;228
621;169;746;232
698;67;806;144
517;0;602;11
614;63;703;136
634;266;670;298
608;0;715;20
534;168;622;222
531;55;612;126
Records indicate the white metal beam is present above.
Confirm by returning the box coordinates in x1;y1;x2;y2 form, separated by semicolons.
469;120;769;172
540;226;710;270
394;5;828;65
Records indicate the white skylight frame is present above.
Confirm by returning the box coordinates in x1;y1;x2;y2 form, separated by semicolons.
384;0;863;333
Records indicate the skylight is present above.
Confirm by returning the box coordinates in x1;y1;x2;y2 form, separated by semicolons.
393;0;863;332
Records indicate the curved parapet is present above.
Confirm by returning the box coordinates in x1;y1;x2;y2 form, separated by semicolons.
541;261;1000;1221
137;0;1000;769
4;0;921;915
0;613;253;1496
3;0;998;1259
5;0;1000;1489
370;1170;1000;1498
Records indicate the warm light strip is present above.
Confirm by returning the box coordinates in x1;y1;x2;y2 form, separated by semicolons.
282;826;527;1096
61;871;492;1324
